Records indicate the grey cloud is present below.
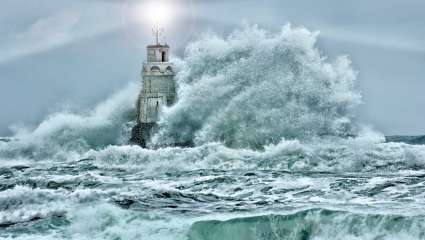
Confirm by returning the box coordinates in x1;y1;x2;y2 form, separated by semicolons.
0;12;80;64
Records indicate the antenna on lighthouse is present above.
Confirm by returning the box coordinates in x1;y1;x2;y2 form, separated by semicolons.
152;23;164;45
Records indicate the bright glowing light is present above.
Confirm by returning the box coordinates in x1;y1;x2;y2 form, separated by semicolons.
143;1;174;28
121;0;192;48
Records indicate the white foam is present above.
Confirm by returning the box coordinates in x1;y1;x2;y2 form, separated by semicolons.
0;82;138;161
153;24;361;148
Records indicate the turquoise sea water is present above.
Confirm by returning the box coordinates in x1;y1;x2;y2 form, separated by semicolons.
1;25;425;239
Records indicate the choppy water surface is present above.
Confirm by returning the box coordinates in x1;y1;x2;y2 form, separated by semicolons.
2;141;425;240
1;25;425;239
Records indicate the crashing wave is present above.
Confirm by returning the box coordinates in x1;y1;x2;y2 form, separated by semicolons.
86;133;425;173
0;82;138;161
188;208;425;240
152;24;361;148
0;25;423;174
1;24;425;240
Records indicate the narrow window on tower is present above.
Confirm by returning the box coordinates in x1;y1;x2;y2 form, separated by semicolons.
162;51;166;62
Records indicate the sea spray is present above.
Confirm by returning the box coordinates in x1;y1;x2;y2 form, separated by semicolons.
0;24;425;240
0;82;139;162
152;24;361;148
85;133;425;174
0;25;423;175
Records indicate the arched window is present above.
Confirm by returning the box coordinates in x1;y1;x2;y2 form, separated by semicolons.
150;66;161;72
165;66;173;72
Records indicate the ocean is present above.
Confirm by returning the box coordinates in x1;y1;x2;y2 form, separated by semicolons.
1;25;425;240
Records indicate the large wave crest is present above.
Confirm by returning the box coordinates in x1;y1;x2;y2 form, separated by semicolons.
152;24;361;148
0;83;138;161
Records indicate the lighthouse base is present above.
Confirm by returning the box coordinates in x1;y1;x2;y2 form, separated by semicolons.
130;123;194;149
130;123;157;148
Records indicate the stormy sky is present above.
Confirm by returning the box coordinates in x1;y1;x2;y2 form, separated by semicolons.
0;0;424;136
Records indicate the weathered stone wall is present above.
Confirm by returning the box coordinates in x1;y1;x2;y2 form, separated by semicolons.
143;75;176;94
147;44;170;62
130;43;176;147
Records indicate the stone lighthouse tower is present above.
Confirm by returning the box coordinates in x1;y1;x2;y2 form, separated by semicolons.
130;28;176;147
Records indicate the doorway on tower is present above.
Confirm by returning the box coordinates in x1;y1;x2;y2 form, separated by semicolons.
146;97;162;122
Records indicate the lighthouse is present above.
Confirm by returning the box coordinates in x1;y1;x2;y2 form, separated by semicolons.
130;27;176;147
